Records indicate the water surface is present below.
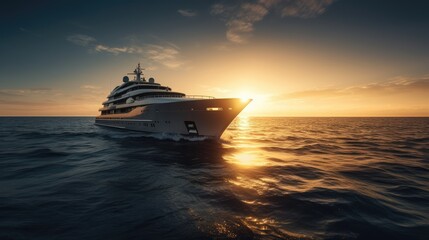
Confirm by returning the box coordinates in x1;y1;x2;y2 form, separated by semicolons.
0;117;428;239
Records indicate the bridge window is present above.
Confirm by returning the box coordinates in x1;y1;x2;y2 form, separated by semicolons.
206;107;223;111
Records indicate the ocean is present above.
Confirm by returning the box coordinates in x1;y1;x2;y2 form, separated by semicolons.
0;117;428;240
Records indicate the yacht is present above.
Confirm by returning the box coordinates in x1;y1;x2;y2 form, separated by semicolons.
95;63;251;138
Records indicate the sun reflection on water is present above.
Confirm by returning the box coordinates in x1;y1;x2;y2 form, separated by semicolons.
228;152;267;167
219;117;309;238
224;116;288;167
236;115;250;131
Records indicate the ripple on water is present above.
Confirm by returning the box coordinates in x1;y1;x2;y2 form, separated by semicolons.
0;117;428;240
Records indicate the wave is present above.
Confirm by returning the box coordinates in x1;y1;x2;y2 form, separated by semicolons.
1;117;428;240
28;148;69;157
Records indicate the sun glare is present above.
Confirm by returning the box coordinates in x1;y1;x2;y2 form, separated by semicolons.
238;92;252;103
240;96;251;103
235;91;271;116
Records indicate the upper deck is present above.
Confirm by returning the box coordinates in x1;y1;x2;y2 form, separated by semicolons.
100;63;214;109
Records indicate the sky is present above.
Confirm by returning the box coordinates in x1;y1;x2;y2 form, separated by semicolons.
0;0;428;116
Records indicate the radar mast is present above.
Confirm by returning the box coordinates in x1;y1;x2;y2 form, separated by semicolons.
128;63;145;81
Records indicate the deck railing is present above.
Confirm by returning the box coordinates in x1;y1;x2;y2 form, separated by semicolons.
137;94;214;99
100;94;215;111
184;95;215;99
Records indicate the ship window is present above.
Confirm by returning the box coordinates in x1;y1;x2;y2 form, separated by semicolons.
206;107;223;111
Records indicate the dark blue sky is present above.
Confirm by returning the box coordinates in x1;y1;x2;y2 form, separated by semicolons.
1;0;428;116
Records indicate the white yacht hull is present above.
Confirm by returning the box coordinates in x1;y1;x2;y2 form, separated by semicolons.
95;98;251;138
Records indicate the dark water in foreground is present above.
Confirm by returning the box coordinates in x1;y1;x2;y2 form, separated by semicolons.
0;117;428;240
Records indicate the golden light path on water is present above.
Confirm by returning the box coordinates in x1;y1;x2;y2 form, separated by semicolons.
225;116;267;167
219;116;311;239
224;116;289;168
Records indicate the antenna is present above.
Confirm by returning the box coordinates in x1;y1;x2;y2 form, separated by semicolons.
127;63;145;81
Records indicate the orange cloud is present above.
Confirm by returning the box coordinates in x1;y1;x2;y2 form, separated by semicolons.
271;76;429;116
278;76;429;100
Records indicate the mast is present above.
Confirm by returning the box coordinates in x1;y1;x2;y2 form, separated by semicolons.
128;63;145;81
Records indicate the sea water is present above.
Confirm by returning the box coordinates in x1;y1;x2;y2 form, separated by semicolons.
0;117;428;239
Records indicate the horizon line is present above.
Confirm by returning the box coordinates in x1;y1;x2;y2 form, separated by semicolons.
1;115;428;118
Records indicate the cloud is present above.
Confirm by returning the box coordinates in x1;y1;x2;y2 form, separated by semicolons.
94;44;135;55
145;44;185;68
227;3;269;43
178;9;197;17
67;34;136;55
212;0;337;43
265;75;429;116
0;88;53;97
0;87;103;116
80;85;100;90
211;2;269;43
209;87;231;93
67;34;96;46
0;87;63;113
67;34;184;69
277;76;429;100
210;4;227;15
281;0;335;18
